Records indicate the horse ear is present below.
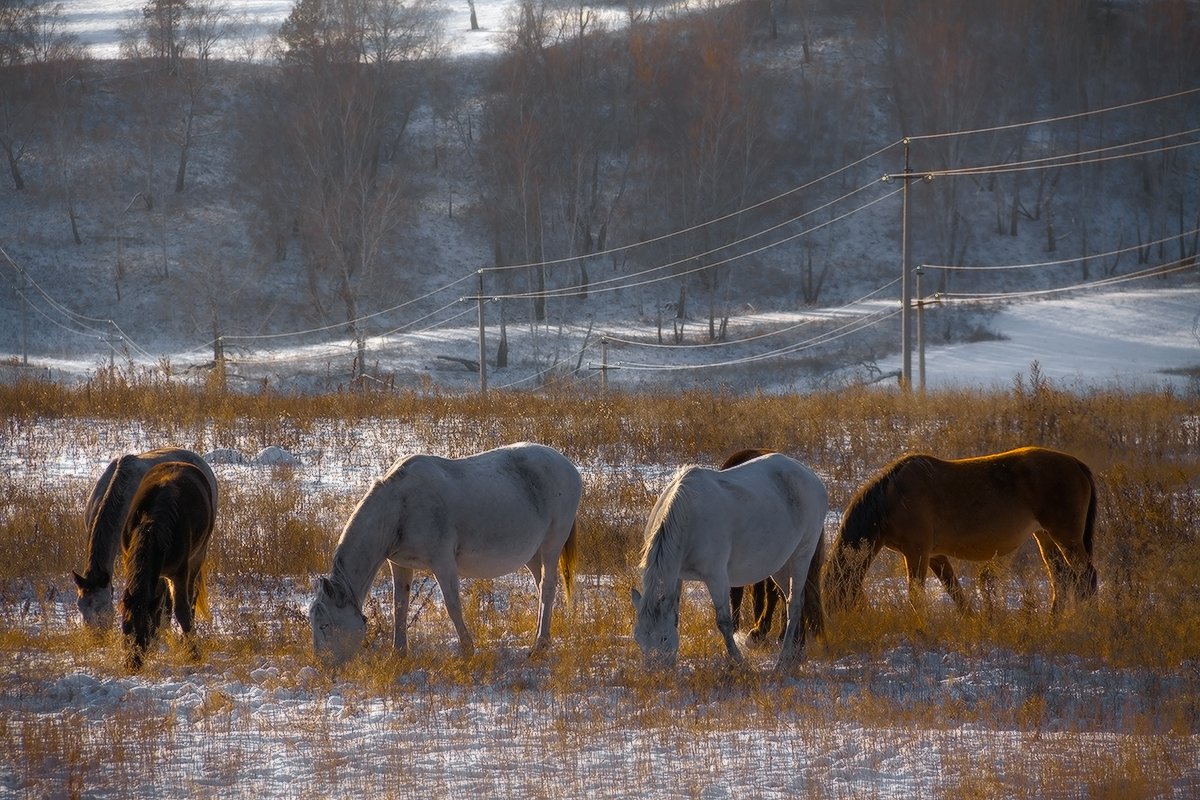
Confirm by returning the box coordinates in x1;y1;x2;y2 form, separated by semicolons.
319;576;349;608
72;571;88;590
630;588;642;609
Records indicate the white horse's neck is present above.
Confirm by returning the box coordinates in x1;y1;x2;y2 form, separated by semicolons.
330;482;396;609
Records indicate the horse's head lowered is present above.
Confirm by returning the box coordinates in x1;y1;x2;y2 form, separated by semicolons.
630;587;680;669
73;570;114;631
121;578;168;672
310;576;367;666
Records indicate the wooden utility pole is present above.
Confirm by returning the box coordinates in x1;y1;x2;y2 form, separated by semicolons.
18;267;28;366
601;337;609;392
916;265;925;391
476;270;487;395
883;138;932;390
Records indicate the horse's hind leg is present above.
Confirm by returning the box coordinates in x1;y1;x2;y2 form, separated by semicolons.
1034;531;1093;613
389;561;413;656
527;553;559;655
929;556;972;614
173;573;201;661
748;581;770;641
772;571;806;673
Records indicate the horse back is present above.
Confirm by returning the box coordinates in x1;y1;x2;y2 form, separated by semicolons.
126;461;216;559
678;455;826;551
859;447;1093;557
390;443;581;523
84;449;217;578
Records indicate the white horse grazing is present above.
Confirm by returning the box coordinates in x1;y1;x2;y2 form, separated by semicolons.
630;452;828;672
310;442;583;665
73;448;219;630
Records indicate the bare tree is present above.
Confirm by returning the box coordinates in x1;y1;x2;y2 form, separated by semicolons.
0;0;82;192
245;0;441;376
626;4;778;339
142;0;189;73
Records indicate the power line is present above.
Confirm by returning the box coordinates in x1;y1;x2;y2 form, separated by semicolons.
228;301;479;369
931;128;1200;178
480;139;903;276
614;306;900;373
490;186;903;301
593;278;900;351
939;257;1197;303
909;86;1200;142
926;227;1200;272
219;272;477;343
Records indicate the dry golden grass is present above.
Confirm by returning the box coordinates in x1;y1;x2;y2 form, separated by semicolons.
1;372;1198;796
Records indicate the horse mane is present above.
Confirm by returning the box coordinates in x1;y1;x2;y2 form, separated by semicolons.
637;466;693;583
84;454;139;585
837;453;929;549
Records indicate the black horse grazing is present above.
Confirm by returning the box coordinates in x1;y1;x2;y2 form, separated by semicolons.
73;448;218;631
824;446;1098;616
120;461;216;672
722;449;810;642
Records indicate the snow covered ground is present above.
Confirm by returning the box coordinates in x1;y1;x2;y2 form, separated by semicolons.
881;287;1200;394
3;431;1198;798
60;0;627;60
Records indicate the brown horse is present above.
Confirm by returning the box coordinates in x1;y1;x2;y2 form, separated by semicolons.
824;446;1098;615
723;448;814;642
120;461;216;672
73;448;218;630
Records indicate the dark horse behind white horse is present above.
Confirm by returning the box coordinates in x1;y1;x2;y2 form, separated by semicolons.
120;461;216;672
823;446;1098;616
73;448;218;631
631;452;827;673
309;442;583;666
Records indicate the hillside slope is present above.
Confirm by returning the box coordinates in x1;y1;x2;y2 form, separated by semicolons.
2;1;1197;392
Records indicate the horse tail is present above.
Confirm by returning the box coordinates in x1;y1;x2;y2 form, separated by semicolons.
558;519;579;605
123;515;166;619
802;529;827;639
1081;461;1099;596
194;563;211;621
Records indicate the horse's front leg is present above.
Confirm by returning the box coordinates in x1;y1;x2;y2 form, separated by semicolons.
904;553;931;619
730;585;746;628
929;556;972;614
389;561;413;657
430;560;474;657
703;579;745;666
